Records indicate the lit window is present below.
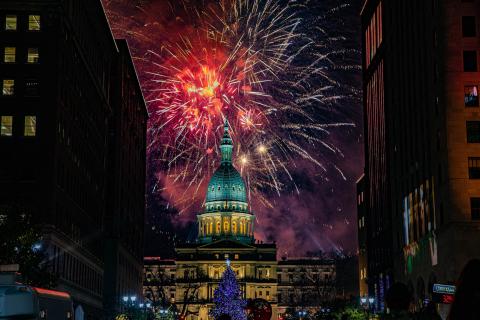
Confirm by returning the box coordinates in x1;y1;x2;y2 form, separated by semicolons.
25;79;39;96
464;51;477;72
234;254;239;259
1;116;13;136
24;116;36;136
4;47;15;63
468;157;480;179
465;85;479;107
5;15;17;31
2;79;14;95
27;48;39;63
28;15;41;31
463;16;476;37
471;198;480;220
467;121;480;143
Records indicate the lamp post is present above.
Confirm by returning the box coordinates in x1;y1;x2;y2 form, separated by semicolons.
297;310;307;320
360;297;375;319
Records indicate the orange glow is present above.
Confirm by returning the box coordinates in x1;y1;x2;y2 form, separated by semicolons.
33;287;71;299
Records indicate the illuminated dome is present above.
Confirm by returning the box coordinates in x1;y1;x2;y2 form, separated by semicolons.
205;123;248;211
197;121;254;243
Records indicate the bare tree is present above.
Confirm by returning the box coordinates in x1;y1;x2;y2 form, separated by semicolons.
144;267;172;309
176;267;207;320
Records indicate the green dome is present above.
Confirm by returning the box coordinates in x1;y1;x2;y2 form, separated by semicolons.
205;163;247;203
204;121;248;212
197;121;254;244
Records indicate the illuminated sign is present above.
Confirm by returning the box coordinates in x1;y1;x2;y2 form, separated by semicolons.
432;284;455;304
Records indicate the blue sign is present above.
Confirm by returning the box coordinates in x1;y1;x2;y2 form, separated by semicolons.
433;284;456;295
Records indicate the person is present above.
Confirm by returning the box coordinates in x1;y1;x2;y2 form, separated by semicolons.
382;282;412;319
448;259;480;320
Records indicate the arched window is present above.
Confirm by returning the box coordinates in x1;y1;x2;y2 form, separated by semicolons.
232;221;237;233
216;221;221;233
224;221;229;232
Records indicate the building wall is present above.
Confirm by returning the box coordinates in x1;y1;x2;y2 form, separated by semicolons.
362;0;480;311
277;260;336;316
356;175;368;298
175;245;278;320
0;1;146;318
103;39;147;317
144;255;338;320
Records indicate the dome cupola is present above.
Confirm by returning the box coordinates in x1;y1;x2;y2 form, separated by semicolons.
197;121;255;243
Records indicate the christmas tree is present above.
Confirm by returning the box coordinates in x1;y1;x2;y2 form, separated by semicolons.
210;260;247;320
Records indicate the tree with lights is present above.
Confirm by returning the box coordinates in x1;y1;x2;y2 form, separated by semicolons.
210;260;247;320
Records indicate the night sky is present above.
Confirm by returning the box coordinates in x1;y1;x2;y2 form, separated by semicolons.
103;0;364;258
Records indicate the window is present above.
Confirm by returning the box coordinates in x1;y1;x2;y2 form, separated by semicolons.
5;15;16;31
2;80;14;95
25;79;39;96
465;85;479;106
28;15;40;31
4;47;15;63
1;116;13;136
469;157;480;179
463;16;476;37
234;254;239;259
27;48;39;63
471;198;480;220
467;121;480;143
464;51;477;72
24;116;36;136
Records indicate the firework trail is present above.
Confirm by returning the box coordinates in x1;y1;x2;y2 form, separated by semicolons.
104;0;359;212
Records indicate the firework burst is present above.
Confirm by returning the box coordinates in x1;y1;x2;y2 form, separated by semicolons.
104;0;359;212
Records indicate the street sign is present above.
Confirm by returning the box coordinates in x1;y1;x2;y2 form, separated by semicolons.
432;283;456;304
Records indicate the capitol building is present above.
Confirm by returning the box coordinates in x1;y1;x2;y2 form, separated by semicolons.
143;123;336;320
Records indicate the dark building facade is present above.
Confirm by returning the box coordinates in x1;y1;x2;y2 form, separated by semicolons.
103;39;148;317
0;1;147;318
356;175;368;298
361;0;480;312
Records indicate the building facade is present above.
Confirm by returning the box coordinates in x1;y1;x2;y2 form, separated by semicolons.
0;1;147;317
277;259;336;316
361;0;480;311
103;39;148;317
143;123;336;320
356;175;368;298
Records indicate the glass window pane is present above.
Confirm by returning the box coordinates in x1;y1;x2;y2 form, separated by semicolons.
463;16;476;37
27;48;39;63
464;51;478;72
467;121;480;143
25;79;39;97
471;198;480;220
465;85;479;107
2;79;14;95
469;157;480;179
24;116;36;136
4;47;15;63
1;116;13;136
28;15;40;31
5;15;17;31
